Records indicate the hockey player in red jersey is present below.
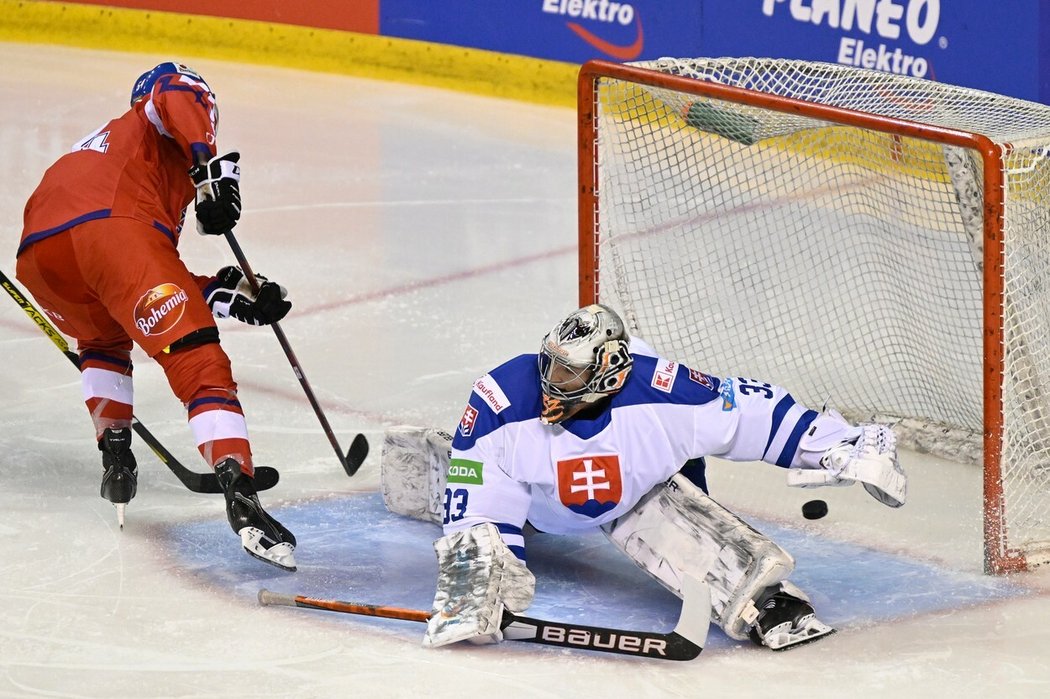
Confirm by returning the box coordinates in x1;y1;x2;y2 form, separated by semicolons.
15;62;296;571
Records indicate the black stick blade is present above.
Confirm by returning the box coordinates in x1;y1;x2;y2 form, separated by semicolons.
502;615;702;661
342;433;369;477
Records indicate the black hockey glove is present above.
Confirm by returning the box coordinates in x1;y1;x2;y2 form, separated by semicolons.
206;266;291;326
190;151;241;235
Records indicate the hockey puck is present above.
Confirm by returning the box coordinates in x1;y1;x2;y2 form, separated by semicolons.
802;499;828;520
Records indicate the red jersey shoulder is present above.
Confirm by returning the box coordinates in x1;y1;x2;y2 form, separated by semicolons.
145;73;218;158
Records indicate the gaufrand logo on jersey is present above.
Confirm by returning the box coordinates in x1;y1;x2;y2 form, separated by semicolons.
541;0;644;60
651;360;678;393
557;454;623;518
448;458;484;485
133;283;189;336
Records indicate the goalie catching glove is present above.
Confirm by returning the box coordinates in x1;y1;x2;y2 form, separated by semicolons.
206;266;291;326
787;411;907;508
190;151;241;235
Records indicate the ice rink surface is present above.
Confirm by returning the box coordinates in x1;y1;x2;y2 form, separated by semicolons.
1;43;1049;698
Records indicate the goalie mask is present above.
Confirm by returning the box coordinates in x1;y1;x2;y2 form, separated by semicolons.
538;304;633;424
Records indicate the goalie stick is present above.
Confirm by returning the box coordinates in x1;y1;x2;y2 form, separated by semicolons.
257;577;710;661
0;268;278;494
222;230;369;477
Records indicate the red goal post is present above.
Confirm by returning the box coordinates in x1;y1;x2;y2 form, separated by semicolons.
576;57;1050;575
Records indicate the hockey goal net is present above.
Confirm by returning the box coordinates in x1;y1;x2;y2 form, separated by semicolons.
578;57;1050;575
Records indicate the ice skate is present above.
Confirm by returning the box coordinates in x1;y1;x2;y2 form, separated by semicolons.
748;584;835;651
99;427;138;529
215;458;297;572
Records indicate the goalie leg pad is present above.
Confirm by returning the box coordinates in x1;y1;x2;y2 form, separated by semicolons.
424;522;536;648
602;473;795;641
380;427;451;524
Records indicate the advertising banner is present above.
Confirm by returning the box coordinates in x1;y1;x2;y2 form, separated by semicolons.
381;0;1049;104
709;1;1044;103
380;0;703;63
38;1;1050;104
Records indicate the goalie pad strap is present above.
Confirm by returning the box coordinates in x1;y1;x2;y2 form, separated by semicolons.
602;473;794;640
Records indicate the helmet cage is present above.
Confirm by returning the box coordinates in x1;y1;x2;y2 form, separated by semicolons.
538;338;633;403
537;304;634;423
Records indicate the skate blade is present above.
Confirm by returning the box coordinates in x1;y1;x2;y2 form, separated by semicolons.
114;503;126;529
765;619;836;651
240;527;297;572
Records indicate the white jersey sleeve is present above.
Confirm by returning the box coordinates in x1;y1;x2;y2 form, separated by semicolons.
689;375;819;466
444;352;832;560
444;428;532;560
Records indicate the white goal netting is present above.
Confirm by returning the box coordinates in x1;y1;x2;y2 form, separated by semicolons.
582;57;1050;573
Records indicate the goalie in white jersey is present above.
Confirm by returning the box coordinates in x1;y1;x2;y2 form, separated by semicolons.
381;304;907;651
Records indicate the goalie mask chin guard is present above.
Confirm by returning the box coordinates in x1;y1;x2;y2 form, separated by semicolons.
538;304;633;424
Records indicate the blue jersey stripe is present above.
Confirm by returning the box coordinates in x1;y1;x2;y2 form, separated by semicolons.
496;522;523;537
80;350;133;371
188;395;243;412
764;394;797;460
152;220;177;244
776;409;818;467
17;209;112;255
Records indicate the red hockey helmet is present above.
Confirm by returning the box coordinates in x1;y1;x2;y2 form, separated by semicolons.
130;62;210;106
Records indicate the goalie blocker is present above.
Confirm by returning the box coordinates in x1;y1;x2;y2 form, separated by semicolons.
380;427;835;650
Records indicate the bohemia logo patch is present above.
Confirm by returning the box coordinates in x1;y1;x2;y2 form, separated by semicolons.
557;454;623;518
459;404;479;436
133;283;189;336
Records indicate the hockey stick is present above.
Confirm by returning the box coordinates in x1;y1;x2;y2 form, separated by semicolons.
0;269;278;494
130;417;278;494
222;230;369;476
257;577;710;661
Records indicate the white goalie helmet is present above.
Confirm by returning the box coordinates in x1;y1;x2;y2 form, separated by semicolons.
538;304;633;424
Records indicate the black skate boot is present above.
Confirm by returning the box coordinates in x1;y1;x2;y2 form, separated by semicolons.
748;584;835;651
99;427;138;528
215;458;297;572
